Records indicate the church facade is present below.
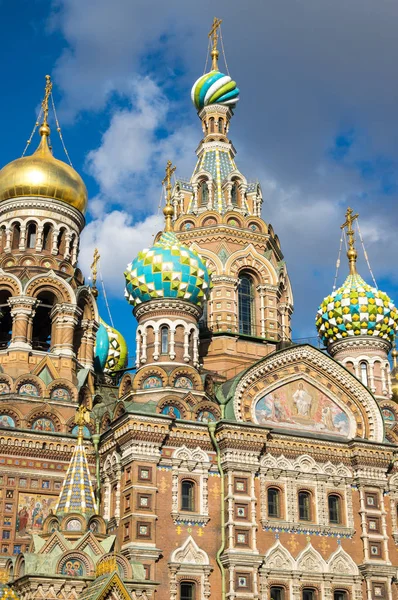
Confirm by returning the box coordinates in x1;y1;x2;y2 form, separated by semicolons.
0;20;398;600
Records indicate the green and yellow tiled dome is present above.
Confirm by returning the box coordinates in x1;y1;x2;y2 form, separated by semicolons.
124;231;211;307
316;272;398;345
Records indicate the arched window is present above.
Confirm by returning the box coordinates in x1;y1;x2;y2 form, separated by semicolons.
0;291;12;348
328;494;341;524
57;228;67;255
42;223;53;251
360;361;368;386
189;331;194;358
267;488;280;518
270;587;284;600
0;226;6;252
218;118;223;133
334;591;348;600
26;222;37;249
298;491;311;521
31;291;56;351
302;589;316;600
238;273;254;335
181;480;195;511
11;223;20;250
209;117;215;133
231;181;239;206
160;326;169;354
180;582;196;600
198;181;208;207
199;300;208;331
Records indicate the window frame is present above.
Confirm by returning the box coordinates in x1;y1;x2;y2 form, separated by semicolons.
160;326;169;355
238;272;255;336
298;490;312;522
234;477;248;494
302;587;317;600
180;480;196;512
333;590;349;600
270;586;285;600
180;581;196;600
328;493;342;525
267;487;281;519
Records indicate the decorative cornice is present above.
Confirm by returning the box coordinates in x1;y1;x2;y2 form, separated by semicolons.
134;299;202;321
0;196;85;230
328;336;391;357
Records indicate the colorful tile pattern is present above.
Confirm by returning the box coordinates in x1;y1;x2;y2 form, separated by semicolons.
316;272;398;344
125;231;211;307
94;319;128;374
55;438;96;517
0;583;20;599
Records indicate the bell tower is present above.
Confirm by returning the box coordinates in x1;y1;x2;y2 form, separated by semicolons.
170;19;293;380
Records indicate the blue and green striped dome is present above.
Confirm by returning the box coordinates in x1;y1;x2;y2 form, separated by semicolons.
191;70;239;111
124;231;211;307
316;272;398;345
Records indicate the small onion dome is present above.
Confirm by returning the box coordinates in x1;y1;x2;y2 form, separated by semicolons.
124;231;211;307
94;318;128;374
0;124;88;214
191;70;239;111
316;272;398;345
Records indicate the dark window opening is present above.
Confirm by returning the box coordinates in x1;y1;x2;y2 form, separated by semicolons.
270;586;284;600
238;274;254;335
231;181;239;206
209;117;215;133
32;292;56;351
298;491;311;521
181;480;195;512
302;589;316;600
11;223;20;250
267;488;280;518
57;228;67;255
0;291;12;348
218;119;223;133
160;326;169;354
334;592;348;600
198;181;208;207
180;582;195;600
26;222;37;249
328;494;341;524
42;224;53;251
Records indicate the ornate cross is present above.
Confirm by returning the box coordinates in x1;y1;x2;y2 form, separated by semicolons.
340;207;359;274
208;17;222;70
41;74;53;126
91;247;100;291
162;160;176;232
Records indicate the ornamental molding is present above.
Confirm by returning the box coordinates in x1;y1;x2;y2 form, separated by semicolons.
210;275;238;284
260;453;352;478
134;299;202;321
170;535;210;566
233;344;384;442
177;227;271;245
0;196;85;230
328;336;391;356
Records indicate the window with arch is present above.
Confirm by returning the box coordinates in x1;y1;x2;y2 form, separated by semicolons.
42;223;53;251
360;361;368;386
0;290;12;348
0;226;6;252
198;181;208;207
160;326;169;354
231;181;239;206
188;331;194;358
11;223;20;250
328;494;342;524
26;222;37;249
218;118;223;133
270;587;285;600
181;480;195;512
209;117;215;133
31;291;56;351
298;491;312;521
333;591;348;600
267;487;281;518
180;582;196;600
57;228;67;255
238;273;255;335
302;589;317;600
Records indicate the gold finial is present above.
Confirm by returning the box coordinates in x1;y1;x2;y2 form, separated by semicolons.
74;405;91;444
208;17;222;71
392;344;398;369
162;160;176;232
39;74;53;138
341;207;359;275
91;248;100;298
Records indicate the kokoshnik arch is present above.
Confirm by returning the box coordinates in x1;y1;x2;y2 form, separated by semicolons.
0;16;397;600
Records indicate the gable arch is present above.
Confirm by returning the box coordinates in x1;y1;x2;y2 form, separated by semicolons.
296;543;327;573
327;546;359;575
170;535;210;565
24;271;75;304
263;540;295;571
225;244;278;284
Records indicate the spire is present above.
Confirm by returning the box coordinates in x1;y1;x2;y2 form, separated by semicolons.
341;207;359;275
55;406;96;518
209;17;222;71
91;248;100;298
162;160;176;232
39;74;52;139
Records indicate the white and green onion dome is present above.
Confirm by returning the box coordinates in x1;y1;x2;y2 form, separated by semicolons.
316;272;398;345
191;70;240;111
124;231;211;307
94;318;128;374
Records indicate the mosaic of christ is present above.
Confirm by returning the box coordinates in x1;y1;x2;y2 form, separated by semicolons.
254;379;350;437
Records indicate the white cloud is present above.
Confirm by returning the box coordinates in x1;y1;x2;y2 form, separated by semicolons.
79;210;163;295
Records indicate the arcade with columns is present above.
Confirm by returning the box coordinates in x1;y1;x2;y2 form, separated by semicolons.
0;16;398;600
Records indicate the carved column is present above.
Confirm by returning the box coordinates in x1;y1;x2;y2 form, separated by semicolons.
50;304;82;357
8;296;38;349
78;319;99;368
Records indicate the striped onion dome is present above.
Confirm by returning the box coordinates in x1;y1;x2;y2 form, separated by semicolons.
191;70;239;111
316;272;398;345
94;318;128;374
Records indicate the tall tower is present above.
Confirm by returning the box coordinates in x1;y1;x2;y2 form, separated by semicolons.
316;207;398;402
171;18;293;380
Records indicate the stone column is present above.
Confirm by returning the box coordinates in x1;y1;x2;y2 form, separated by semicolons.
78;319;99;368
8;296;38;349
4;227;11;253
18;224;26;251
50;304;82;357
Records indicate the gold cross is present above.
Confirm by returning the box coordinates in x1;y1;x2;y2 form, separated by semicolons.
208;17;222;70
162;160;176;232
42;75;53;126
91;248;100;291
340;207;359;274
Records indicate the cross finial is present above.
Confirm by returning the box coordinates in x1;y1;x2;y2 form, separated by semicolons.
42;75;53;127
341;207;359;275
74;405;90;444
91;248;100;297
208;17;222;71
162;160;176;232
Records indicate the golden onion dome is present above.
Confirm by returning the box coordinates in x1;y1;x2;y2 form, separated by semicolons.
0;123;88;214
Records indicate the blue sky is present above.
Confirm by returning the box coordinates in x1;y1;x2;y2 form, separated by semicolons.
3;1;398;365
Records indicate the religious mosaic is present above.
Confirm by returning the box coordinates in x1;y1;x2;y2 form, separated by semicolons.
254;379;350;437
61;559;84;577
161;405;181;418
16;493;58;535
18;383;39;396
143;375;163;389
50;387;71;401
175;376;193;389
0;415;15;428
71;425;91;438
197;410;216;423
31;417;55;432
0;382;10;394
